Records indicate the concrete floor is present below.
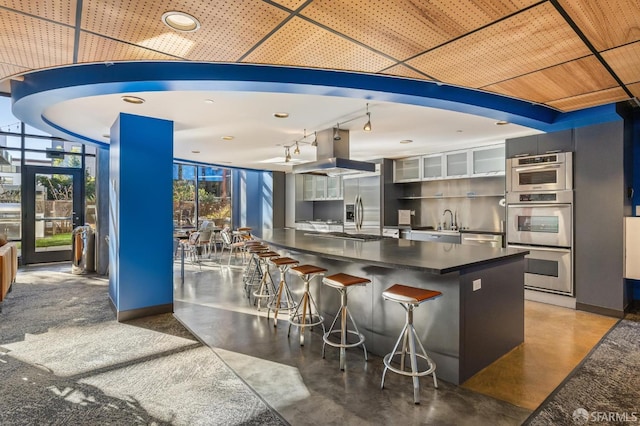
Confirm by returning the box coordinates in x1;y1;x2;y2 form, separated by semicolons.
173;256;530;425
173;252;616;425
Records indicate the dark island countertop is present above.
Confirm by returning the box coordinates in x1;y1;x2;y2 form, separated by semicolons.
260;228;527;275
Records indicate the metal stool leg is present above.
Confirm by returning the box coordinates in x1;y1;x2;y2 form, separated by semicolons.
268;263;297;326
381;302;438;404
253;259;276;311
322;288;367;370
288;270;325;346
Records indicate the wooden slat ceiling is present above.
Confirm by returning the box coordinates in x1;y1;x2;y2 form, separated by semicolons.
0;0;638;112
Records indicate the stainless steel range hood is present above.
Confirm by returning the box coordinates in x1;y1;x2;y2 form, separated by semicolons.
292;128;375;176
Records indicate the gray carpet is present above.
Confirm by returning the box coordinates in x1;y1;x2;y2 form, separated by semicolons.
0;265;287;425
524;310;640;425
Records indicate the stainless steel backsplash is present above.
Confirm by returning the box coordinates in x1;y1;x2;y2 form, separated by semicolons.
417;177;505;231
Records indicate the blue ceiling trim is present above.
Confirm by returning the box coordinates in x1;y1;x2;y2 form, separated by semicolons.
41;114;108;147
11;61;621;143
173;156;273;173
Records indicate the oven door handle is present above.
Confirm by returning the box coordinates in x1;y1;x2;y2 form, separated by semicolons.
464;237;499;243
507;204;572;209
514;164;561;172
508;244;571;253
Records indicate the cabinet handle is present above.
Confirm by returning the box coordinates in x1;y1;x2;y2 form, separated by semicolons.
514;153;530;157
544;149;562;154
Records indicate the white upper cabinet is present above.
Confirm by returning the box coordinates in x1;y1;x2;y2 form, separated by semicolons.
444;150;469;178
303;175;314;200
393;143;505;182
302;175;342;200
471;144;505;176
422;154;443;180
326;176;342;199
393;156;422;182
314;175;327;199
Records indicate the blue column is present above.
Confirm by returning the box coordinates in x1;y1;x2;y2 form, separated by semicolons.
109;113;174;320
231;169;275;237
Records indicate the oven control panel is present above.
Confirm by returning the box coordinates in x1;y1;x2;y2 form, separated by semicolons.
516;154;558;165
518;193;557;202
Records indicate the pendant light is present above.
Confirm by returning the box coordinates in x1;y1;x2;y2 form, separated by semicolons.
285;147;291;162
333;123;341;141
311;131;318;147
294;141;300;155
363;103;372;132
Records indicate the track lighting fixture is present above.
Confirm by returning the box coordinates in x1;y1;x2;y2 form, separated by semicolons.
333;123;341;141
294;141;300;155
311;131;317;147
363;103;372;131
285;147;291;162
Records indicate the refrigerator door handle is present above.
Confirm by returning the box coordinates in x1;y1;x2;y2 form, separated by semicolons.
354;195;359;231
354;195;360;231
358;196;364;231
355;195;360;231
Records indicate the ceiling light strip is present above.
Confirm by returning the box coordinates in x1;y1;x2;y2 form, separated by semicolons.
549;0;634;99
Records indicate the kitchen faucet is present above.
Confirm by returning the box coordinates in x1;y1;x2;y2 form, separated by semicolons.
443;209;453;230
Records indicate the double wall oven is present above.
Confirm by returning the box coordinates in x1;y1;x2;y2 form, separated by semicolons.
506;153;574;296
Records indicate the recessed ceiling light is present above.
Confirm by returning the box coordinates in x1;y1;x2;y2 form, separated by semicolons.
191;150;200;154
496;121;509;126
456;130;463;133
102;134;110;139
121;95;145;104
161;11;200;32
221;136;234;141
399;139;413;144
204;99;214;104
273;112;289;118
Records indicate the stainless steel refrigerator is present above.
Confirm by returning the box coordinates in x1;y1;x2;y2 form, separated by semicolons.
343;175;381;235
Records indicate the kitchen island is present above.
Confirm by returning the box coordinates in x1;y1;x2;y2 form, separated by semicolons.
259;228;528;385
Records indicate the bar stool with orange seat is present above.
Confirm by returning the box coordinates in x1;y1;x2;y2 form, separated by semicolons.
380;284;442;404
267;256;299;326
321;272;371;371
288;264;327;345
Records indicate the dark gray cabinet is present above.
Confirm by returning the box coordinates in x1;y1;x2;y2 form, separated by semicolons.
506;129;573;158
505;135;537;157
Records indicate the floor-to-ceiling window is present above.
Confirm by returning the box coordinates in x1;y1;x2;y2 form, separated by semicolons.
197;166;232;229
0;94;96;263
173;162;233;230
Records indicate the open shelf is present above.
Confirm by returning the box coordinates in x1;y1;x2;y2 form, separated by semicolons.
399;193;505;200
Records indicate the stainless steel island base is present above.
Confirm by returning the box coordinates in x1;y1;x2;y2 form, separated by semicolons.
259;229;526;385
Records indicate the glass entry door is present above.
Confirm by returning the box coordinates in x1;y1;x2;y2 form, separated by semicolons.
22;166;83;264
